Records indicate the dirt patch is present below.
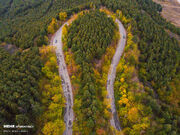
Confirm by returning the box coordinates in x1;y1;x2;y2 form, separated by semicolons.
0;43;18;54
153;0;180;27
166;29;180;45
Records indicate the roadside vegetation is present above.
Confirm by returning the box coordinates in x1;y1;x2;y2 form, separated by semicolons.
114;18;151;134
62;10;118;134
37;46;65;135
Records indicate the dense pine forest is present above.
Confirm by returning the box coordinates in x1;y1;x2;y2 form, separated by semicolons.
0;0;101;49
0;47;42;134
0;0;180;134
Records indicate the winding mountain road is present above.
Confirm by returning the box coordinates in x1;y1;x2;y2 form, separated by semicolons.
51;17;126;134
51;22;74;135
107;19;126;131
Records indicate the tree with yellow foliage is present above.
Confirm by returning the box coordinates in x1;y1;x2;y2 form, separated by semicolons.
113;15;151;134
38;46;65;135
59;12;67;21
42;120;65;135
62;24;68;43
47;18;58;34
128;107;139;123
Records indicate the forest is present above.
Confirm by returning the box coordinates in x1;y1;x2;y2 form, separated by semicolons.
0;47;42;134
102;0;180;134
0;0;180;134
136;0;180;35
0;0;101;49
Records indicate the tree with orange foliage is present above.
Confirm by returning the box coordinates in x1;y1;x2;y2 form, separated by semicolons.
96;128;106;135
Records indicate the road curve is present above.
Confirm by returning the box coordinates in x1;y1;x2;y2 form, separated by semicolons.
51;22;74;135
107;19;126;131
50;17;126;134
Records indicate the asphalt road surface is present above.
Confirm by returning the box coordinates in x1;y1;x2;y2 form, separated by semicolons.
107;19;127;131
51;22;74;135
